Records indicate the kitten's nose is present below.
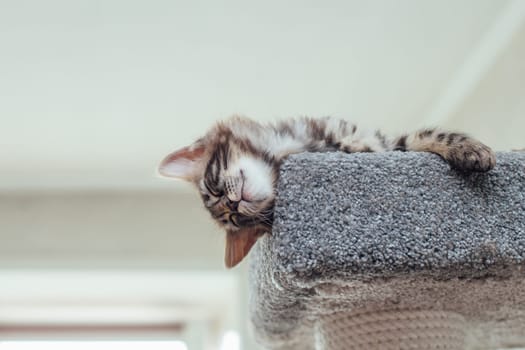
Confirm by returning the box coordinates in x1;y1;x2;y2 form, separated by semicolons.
225;198;239;211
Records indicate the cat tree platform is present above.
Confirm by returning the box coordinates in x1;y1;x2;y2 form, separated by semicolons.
249;152;525;350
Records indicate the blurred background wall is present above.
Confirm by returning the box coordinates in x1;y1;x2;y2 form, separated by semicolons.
0;0;524;349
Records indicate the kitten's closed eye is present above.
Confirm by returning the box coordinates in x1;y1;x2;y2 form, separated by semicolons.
204;181;223;197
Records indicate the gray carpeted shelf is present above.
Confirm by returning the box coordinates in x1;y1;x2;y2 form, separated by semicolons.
249;151;525;350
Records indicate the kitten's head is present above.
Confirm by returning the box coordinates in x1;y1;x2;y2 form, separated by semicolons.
159;129;278;268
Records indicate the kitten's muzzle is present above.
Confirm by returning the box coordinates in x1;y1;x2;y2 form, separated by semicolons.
224;174;243;202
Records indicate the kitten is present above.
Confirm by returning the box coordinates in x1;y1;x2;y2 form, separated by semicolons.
159;116;495;268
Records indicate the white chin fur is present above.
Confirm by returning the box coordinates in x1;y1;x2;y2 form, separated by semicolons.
233;156;274;201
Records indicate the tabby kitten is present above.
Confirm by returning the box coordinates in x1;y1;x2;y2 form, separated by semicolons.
159;116;495;268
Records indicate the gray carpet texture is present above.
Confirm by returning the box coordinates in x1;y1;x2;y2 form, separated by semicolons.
249;151;525;350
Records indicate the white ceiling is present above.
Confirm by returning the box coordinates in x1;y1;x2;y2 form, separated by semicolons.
1;0;523;191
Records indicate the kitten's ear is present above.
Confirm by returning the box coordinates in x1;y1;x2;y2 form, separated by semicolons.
225;227;264;268
158;142;206;181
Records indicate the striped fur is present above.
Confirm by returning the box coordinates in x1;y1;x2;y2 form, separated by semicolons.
159;115;495;267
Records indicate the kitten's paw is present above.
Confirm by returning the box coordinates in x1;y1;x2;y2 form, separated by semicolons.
446;140;496;172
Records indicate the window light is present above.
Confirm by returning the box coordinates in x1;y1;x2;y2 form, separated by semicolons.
220;330;240;350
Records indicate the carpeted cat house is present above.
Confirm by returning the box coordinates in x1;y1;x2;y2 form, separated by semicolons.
249;152;525;350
